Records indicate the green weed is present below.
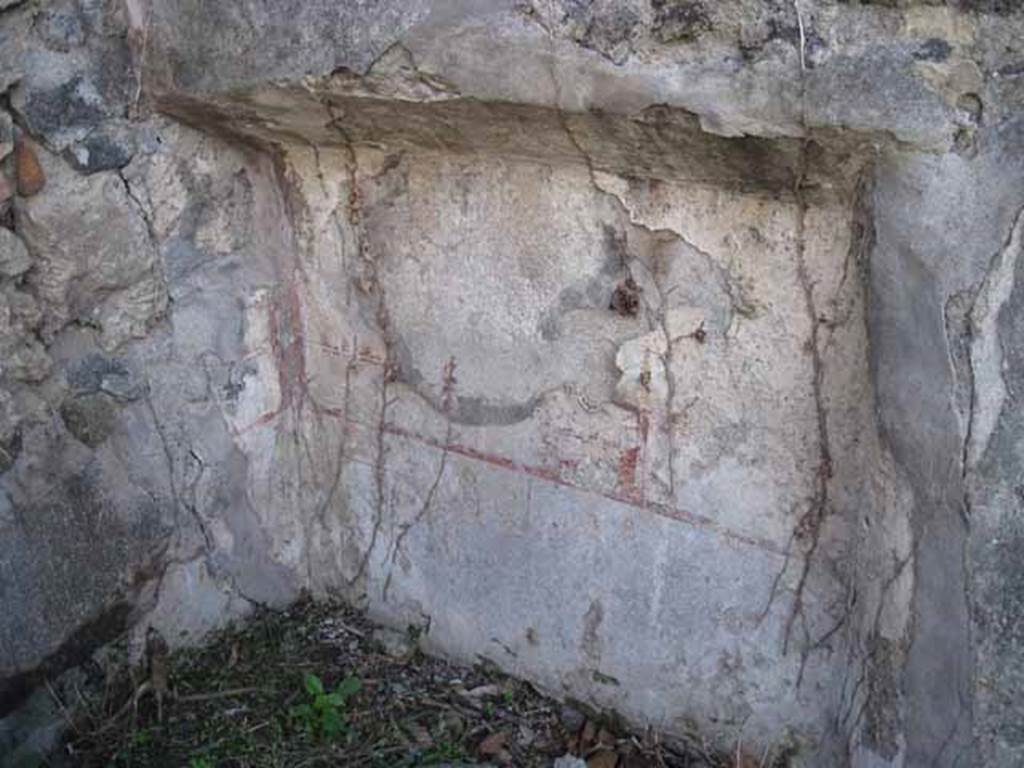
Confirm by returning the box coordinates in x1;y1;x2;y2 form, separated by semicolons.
288;672;362;741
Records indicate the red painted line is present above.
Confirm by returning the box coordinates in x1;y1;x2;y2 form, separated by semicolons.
237;408;284;434
226;336;787;556
378;422;787;557
617;446;642;500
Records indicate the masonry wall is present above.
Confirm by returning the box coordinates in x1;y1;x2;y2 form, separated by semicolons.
2;2;1024;765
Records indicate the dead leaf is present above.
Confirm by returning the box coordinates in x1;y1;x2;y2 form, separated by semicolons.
479;730;510;756
533;731;569;756
731;753;759;768
619;753;652;768
465;683;500;698
443;711;465;738
586;749;619;768
405;721;433;748
517;723;536;746
580;719;598;750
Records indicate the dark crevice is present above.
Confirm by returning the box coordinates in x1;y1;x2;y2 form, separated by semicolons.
0;601;134;718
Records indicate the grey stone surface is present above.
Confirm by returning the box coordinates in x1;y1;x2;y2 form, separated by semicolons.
0;228;30;278
15;143;166;349
1;1;1023;766
373;626;417;659
0;684;65;768
7;0;134;151
0;111;11;162
65;120;138;174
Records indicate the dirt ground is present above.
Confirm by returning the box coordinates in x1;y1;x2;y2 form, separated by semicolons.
57;599;753;767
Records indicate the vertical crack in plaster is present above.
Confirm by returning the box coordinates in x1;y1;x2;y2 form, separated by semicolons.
785;166;834;681
116;167;158;246
125;0;151;119
115;165;169;339
963;206;1024;475
140;383;270;613
930;205;1024;766
295;143;361;591
268;129;415;595
382;357;456;601
322;108;397;591
141;384;272;612
144;369;212;552
269;154;317;590
651;266;679;502
821;176;871;358
758;0;836;688
313;333;359;592
309;141;354;312
836;544;911;745
356;369;391;590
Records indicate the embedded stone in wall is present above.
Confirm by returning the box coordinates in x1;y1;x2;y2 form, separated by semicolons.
14;144;166;349
0;228;30;278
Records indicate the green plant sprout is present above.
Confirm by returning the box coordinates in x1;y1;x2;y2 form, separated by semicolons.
289;672;362;741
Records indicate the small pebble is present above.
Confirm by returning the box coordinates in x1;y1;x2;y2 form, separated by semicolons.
372;626;415;658
464;683;501;698
560;704;586;733
15;137;45;197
